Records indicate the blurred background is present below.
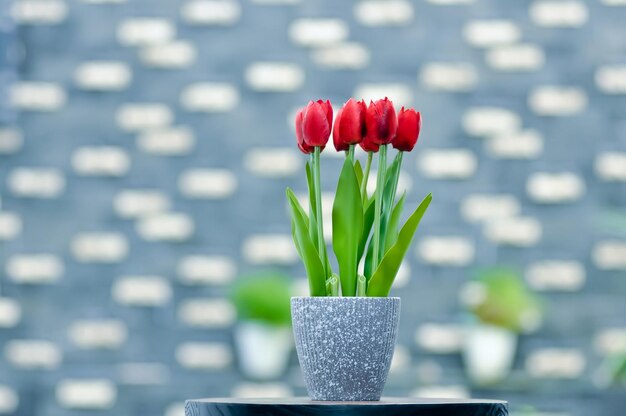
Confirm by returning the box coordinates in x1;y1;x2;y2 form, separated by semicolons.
1;0;626;415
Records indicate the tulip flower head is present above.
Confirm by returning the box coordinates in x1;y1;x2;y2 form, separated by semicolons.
333;98;366;152
295;109;315;154
393;107;421;152
364;97;397;146
300;99;333;149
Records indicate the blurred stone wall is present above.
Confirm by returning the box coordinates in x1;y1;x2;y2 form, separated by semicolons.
1;0;626;415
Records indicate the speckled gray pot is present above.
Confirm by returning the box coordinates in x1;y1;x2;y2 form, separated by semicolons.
291;297;400;401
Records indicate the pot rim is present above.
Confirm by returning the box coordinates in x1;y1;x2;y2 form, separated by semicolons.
291;296;400;300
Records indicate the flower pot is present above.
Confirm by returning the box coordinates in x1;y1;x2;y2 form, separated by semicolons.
234;322;292;380
291;296;400;401
462;323;517;385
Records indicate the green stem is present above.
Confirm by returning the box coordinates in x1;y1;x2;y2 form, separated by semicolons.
326;275;339;296
312;147;326;279
389;151;403;209
348;144;355;163
356;275;367;297
372;144;387;269
361;152;373;205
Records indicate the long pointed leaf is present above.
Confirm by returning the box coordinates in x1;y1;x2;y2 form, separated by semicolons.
367;193;432;297
384;192;406;252
332;158;364;297
358;197;376;262
354;159;364;190
286;188;327;296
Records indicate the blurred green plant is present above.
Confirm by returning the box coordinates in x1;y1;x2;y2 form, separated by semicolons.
464;268;542;333
230;273;292;327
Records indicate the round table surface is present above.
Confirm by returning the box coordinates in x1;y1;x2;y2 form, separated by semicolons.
185;397;508;416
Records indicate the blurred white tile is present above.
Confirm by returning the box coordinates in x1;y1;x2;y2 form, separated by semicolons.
116;103;173;132
600;0;626;4
311;43;370;70
0;298;21;328
390;345;411;373
245;62;304;92
138;127;195;155
250;0;300;3
0;128;24;154
244;148;300;177
164;402;185;416
9;82;66;111
8;168;65;198
5;340;62;369
177;255;236;285
176;342;232;370
0;385;19;414
461;194;520;223
463;20;520;48
486;44;545;71
427;0;474;4
595;152;626;181
529;86;587;116
354;0;413;26
353;83;412;108
595;328;626;355
242;234;298;265
114;189;170;218
112;276;172;306
80;0;125;3
486;129;543;159
0;212;22;241
231;383;292;398
418;149;477;179
420;63;478;92
526;348;585;379
179;169;237;199
117;18;175;46
72;147;130;177
526;261;585;291
74;61;132;91
484;217;542;247
418;236;475;266
463;107;521;137
596;65;626;96
11;0;67;24
593;241;626;270
289;19;349;47
415;323;464;353
140;41;196;69
71;233;128;263
56;379;117;409
181;0;241;26
68;320;128;349
413;385;469;399
6;254;63;284
527;172;585;203
180;83;239;112
530;1;588;28
178;299;236;327
136;213;194;242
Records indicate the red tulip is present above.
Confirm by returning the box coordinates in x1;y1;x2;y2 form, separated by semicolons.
364;97;397;145
295;109;315;154
359;134;380;153
333;99;366;152
301;99;332;148
393;107;421;152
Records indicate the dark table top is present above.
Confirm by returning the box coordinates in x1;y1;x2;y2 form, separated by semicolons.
185;397;509;416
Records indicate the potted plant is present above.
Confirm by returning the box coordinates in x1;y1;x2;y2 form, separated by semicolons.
287;98;432;401
230;272;293;380
460;267;542;385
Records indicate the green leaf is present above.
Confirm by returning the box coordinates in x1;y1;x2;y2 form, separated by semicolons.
379;156;401;252
286;188;327;296
332;158;364;297
367;193;432;297
384;192;406;252
354;159;364;189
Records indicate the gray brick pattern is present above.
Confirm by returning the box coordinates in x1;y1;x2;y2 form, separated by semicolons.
1;0;626;415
